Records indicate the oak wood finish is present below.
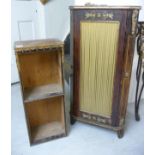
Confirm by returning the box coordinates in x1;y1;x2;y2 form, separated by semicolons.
70;5;140;138
15;39;66;145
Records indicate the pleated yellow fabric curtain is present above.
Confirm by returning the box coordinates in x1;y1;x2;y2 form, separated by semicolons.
80;21;120;117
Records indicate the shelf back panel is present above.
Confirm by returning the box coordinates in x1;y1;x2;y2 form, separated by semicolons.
79;21;120;117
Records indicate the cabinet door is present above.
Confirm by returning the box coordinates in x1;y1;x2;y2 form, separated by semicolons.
71;9;130;126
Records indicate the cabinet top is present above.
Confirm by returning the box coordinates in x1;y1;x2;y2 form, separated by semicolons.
15;39;64;52
70;5;141;10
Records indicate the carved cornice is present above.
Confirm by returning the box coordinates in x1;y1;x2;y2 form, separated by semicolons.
70;5;141;10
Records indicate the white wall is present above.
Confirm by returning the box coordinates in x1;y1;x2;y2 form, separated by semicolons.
36;2;46;39
42;0;144;103
43;0;75;41
11;0;46;83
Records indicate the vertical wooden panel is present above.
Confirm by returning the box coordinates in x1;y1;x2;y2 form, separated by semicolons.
80;21;120;117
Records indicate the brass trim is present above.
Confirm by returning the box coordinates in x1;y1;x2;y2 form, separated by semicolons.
74;116;124;131
132;10;139;35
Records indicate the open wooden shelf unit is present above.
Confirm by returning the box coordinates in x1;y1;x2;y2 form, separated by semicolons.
15;39;66;145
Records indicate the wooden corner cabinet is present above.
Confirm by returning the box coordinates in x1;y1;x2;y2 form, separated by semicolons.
69;5;141;138
15;39;66;145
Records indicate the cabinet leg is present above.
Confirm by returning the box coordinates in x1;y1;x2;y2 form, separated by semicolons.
135;110;140;121
70;116;76;125
117;129;124;138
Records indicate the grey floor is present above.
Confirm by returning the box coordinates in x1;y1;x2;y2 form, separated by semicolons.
11;83;144;155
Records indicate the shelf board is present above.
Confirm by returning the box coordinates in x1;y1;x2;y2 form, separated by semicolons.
31;121;66;144
24;84;64;103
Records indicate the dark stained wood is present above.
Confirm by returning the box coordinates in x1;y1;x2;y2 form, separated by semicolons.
111;10;128;126
119;35;136;121
70;6;140;137
117;128;124;138
72;10;81;117
111;10;138;126
70;5;141;10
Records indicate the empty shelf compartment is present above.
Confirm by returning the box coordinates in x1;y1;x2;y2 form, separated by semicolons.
31;121;66;144
25;96;66;145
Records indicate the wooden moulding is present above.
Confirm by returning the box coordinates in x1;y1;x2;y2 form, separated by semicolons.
70;5;141;10
15;39;64;53
74;116;123;131
15;39;66;145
